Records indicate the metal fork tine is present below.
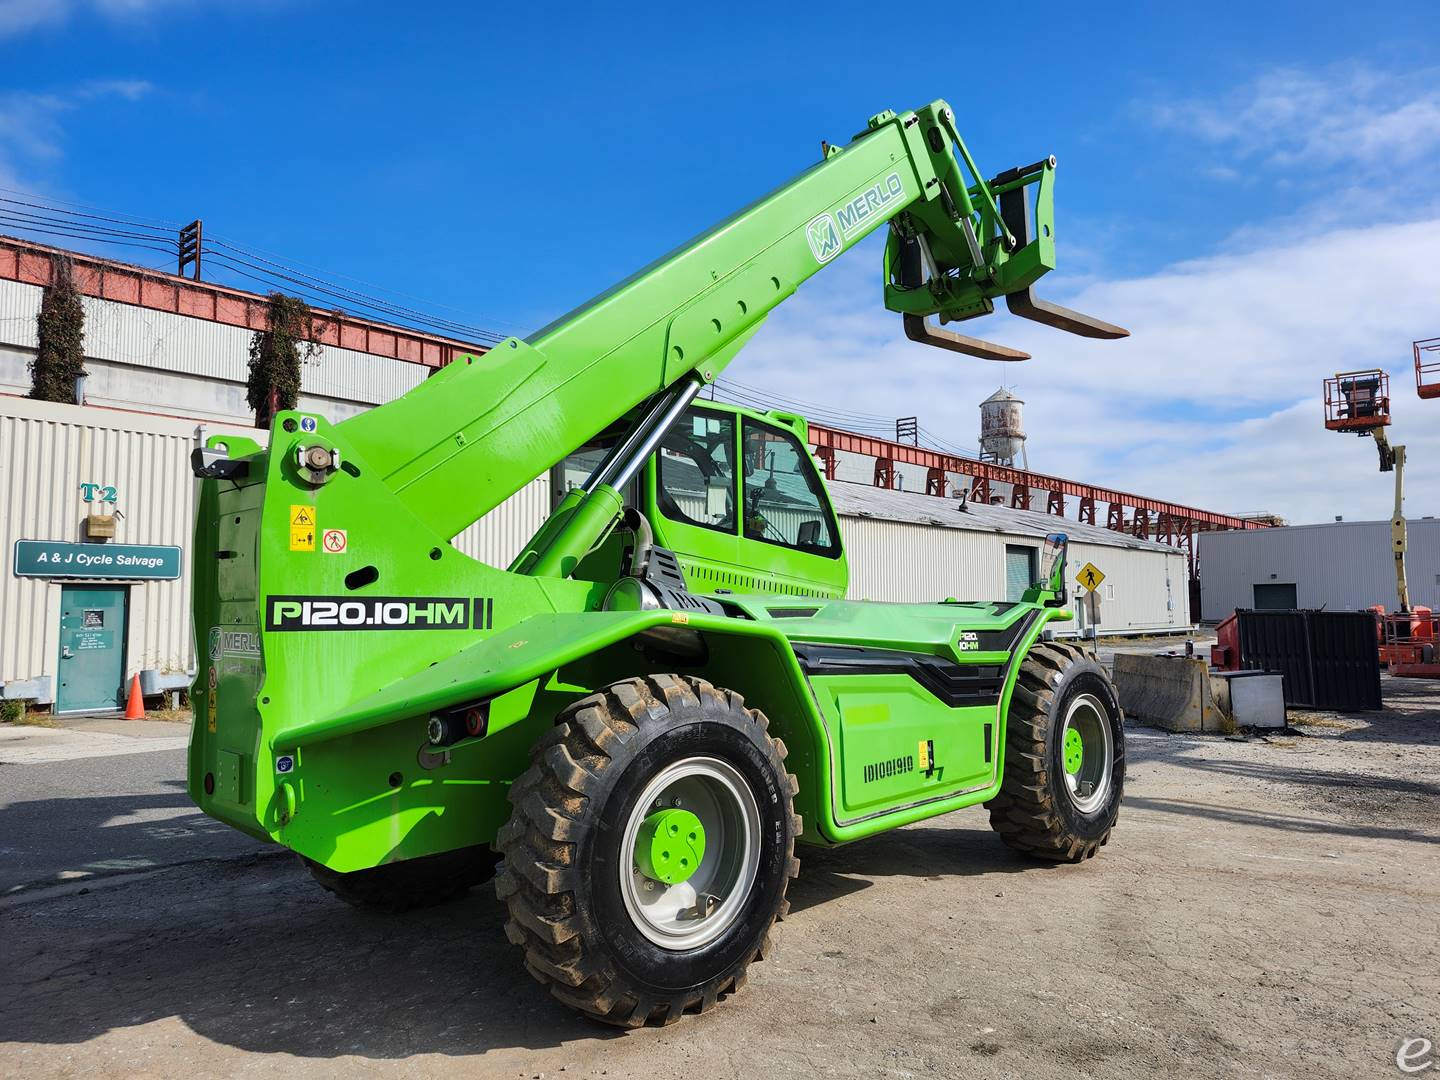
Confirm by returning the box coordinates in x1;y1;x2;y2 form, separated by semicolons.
903;314;1030;362
1005;287;1129;340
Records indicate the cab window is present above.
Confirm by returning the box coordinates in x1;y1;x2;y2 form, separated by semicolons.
742;420;840;557
656;408;736;534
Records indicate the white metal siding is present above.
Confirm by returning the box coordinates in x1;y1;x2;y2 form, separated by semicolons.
0;398;259;688
841;514;1002;602
0;278;428;418
1199;521;1440;620
838;517;1188;632
451;477;552;569
1067;541;1189;633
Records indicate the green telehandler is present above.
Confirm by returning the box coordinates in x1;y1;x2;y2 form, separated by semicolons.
189;99;1129;1026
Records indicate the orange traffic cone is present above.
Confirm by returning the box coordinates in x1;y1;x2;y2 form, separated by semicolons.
124;674;144;720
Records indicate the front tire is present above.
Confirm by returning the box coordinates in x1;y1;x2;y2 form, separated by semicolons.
495;674;800;1027
986;642;1125;861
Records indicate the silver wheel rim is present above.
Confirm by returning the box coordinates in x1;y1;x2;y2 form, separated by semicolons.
618;756;761;951
1061;693;1113;814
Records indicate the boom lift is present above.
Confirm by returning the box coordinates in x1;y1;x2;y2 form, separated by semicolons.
1323;369;1437;677
189;100;1130;1025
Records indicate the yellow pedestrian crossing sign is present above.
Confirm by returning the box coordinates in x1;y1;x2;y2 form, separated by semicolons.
1077;562;1106;592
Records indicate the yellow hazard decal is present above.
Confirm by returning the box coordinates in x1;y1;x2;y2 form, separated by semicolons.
289;505;317;551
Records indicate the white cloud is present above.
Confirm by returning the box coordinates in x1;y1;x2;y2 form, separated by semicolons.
0;81;152;188
0;0;66;35
0;0;197;37
1147;67;1440;172
731;216;1440;526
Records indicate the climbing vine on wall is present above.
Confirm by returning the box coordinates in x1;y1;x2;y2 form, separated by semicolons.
29;256;87;403
246;292;321;426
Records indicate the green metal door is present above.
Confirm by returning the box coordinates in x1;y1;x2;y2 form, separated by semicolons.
1004;545;1037;603
1252;583;1297;610
56;585;128;714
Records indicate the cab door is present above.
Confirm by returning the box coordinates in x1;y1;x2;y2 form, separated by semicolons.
647;405;741;577
736;416;846;595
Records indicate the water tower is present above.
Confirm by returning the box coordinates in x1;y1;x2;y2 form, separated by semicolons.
979;386;1027;469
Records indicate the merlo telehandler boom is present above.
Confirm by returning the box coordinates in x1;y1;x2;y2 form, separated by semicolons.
189;100;1129;1027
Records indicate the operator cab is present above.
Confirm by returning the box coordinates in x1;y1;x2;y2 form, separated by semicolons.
561;401;848;600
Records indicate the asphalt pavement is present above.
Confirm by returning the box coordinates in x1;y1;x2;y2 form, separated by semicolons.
0;717;264;895
2;679;1437;1078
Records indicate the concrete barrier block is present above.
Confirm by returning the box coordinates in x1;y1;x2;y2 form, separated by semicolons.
1113;653;1234;734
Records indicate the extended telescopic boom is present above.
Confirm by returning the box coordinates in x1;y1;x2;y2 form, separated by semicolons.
333;100;1126;550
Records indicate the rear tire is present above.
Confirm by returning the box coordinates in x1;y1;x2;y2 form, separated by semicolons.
304;845;499;914
495;674;800;1027
986;642;1124;862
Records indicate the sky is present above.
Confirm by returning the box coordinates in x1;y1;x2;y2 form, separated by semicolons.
1;0;1438;524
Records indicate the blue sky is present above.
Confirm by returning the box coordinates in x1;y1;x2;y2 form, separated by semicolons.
2;0;1439;523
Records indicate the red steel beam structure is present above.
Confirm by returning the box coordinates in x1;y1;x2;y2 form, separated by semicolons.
0;236;485;368
809;424;1266;580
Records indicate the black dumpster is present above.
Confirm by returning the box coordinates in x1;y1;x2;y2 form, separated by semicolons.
1232;609;1382;711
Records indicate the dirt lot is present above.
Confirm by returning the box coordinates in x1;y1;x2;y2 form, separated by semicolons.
2;676;1437;1079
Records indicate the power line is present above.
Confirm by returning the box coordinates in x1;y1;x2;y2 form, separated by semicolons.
0;186;183;230
710;377;982;463
202;240;505;343
0;185;508;345
202;229;530;335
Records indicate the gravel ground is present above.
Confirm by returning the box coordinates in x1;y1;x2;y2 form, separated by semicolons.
1;675;1436;1079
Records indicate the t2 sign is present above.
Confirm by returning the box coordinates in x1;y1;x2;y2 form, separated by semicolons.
79;483;118;503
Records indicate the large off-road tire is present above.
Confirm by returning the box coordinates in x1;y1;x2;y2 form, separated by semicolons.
304;844;499;914
986;641;1124;862
495;674;800;1027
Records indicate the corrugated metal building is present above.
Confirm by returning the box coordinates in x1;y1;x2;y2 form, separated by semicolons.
832;484;1189;633
1198;519;1440;621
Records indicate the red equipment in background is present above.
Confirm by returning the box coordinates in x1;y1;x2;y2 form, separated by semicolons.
1211;612;1240;670
1415;338;1440;400
1372;606;1440;678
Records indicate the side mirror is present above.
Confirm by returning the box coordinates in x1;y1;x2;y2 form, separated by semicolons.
1026;532;1068;608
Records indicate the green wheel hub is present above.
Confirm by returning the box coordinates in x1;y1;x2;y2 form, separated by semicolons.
1063;727;1085;775
635;807;706;885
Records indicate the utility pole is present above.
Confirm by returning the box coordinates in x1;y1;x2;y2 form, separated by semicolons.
178;220;202;280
